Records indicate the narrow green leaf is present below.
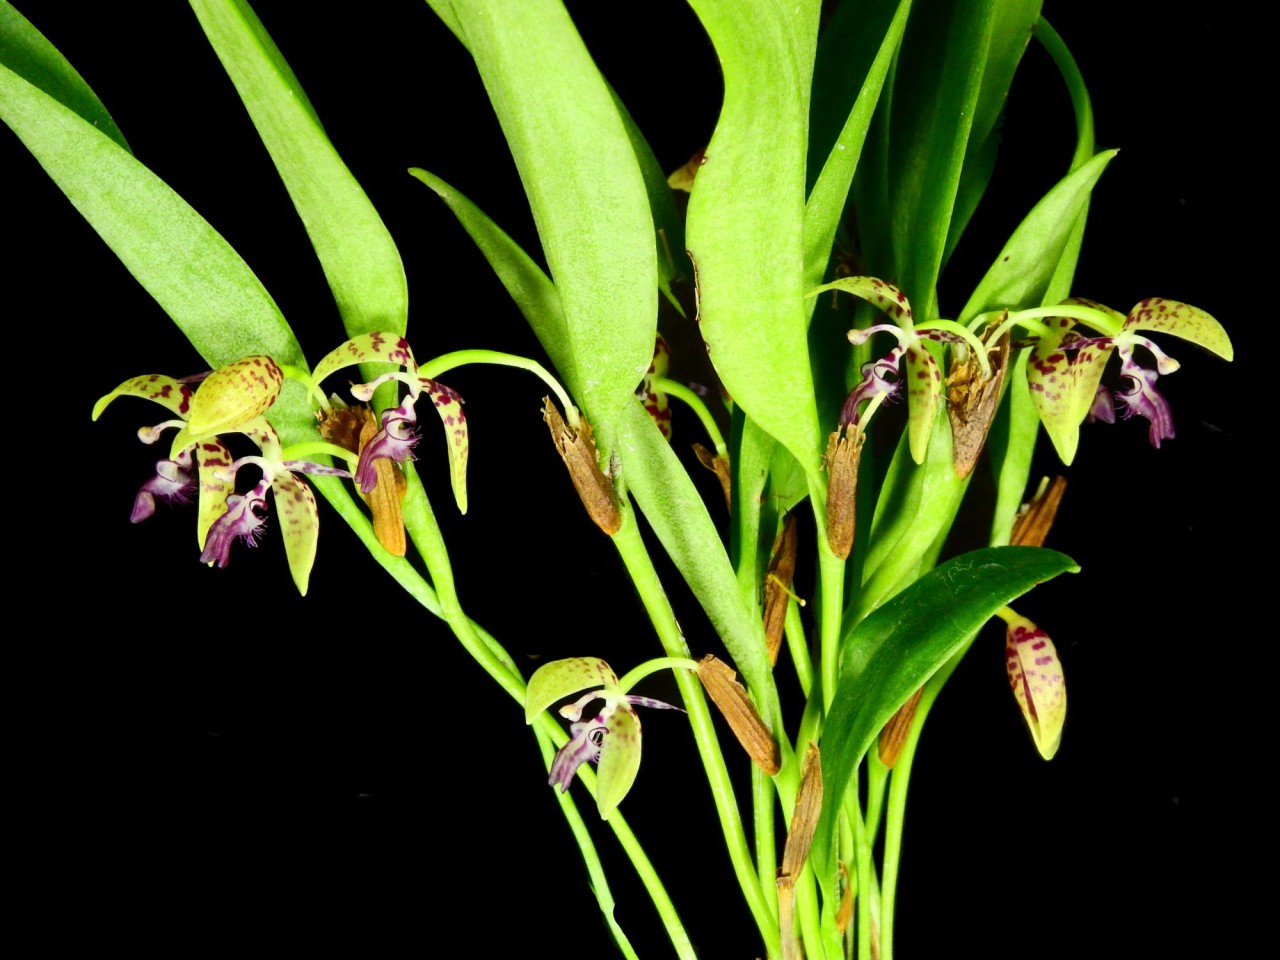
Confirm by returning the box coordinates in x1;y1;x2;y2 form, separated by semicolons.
958;150;1117;323
416;165;777;717
812;545;1078;891
879;0;999;316
619;398;777;716
943;0;1042;262
685;0;824;474
804;0;913;292
0;61;312;440
440;0;657;444
0;2;128;151
189;0;407;343
409;168;571;382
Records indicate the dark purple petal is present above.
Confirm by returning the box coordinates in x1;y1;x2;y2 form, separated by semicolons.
199;479;270;567
1116;351;1175;447
839;347;904;426
131;450;196;523
548;715;608;792
354;400;419;494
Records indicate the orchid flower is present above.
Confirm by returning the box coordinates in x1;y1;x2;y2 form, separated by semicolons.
92;356;286;550
94;356;351;595
525;657;685;819
812;277;986;463
309;333;469;514
637;335;674;440
1020;298;1233;463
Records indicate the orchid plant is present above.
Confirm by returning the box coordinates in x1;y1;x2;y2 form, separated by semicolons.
5;1;1233;957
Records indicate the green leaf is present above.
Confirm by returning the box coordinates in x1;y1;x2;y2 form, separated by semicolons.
0;59;313;441
958;150;1117;323
438;0;657;445
804;0;913;292
410;168;571;373
874;0;1000;316
942;0;1042;263
619;399;777;718
684;0;824;474
0;2;128;151
525;657;619;723
189;0;407;349
812;545;1078;891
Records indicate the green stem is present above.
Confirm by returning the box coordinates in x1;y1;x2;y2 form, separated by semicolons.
280;440;358;466
653;376;728;455
617;657;700;693
753;766;779;925
783;597;814;699
863;750;890;848
878;649;966;960
532;725;643;960
418;348;576;416
612;510;782;957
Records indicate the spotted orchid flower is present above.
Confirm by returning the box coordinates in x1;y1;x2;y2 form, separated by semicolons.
197;418;351;595
812;277;980;463
525;657;683;820
92;356;286;549
1024;298;1233;463
309;333;469;514
997;607;1066;760
94;356;350;595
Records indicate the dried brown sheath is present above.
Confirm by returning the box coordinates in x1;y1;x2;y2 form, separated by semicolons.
780;742;823;880
542;397;622;535
1010;475;1068;548
696;655;780;774
947;327;1011;480
318;404;406;556
763;512;799;665
692;442;731;511
824;425;864;560
878;686;924;768
777;874;799;960
836;862;854;934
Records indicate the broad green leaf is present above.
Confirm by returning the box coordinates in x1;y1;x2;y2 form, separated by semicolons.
189;0;407;350
958;150;1117;324
0;61;312;441
610;86;689;316
812;545;1078;892
684;0;824;475
0;2;128;151
438;0;657;446
804;0;912;292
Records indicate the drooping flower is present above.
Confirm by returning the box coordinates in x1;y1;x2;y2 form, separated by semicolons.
309;333;469;514
94;372;235;547
1024;298;1233;463
196;419;350;594
812;277;980;464
525;657;682;819
94;359;348;594
637;335;673;440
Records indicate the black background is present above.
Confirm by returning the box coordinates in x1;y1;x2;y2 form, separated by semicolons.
11;2;1256;956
